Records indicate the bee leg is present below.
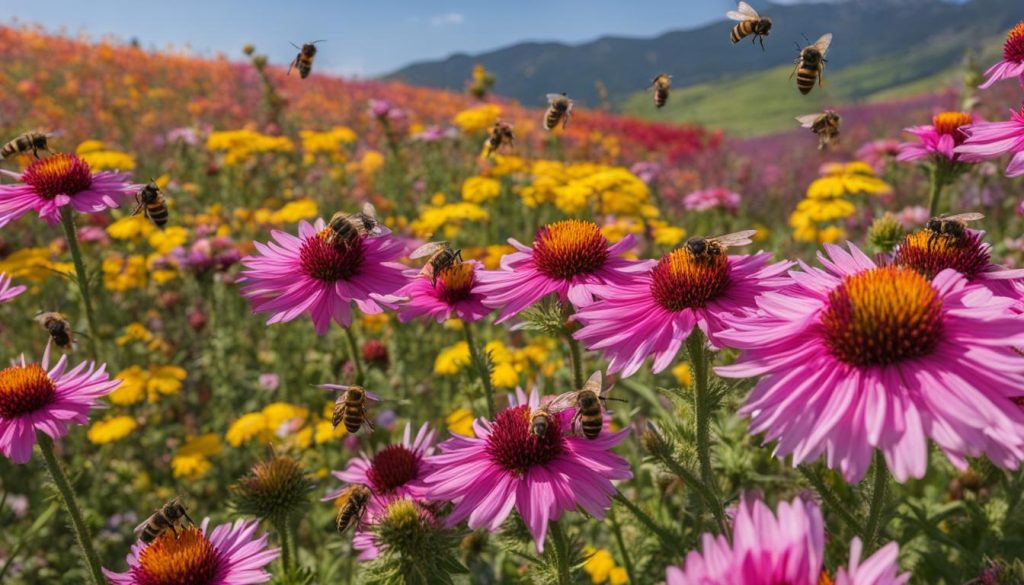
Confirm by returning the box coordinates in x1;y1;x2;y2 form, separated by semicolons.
183;512;195;526
364;408;376;431
759;36;766;51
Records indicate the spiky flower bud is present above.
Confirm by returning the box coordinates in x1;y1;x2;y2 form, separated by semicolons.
867;213;905;253
641;424;670;459
362;339;389;368
230;453;313;525
362;499;467;585
242;43;255;56
252;55;268;69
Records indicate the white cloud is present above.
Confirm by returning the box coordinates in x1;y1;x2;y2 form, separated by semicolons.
429;12;465;27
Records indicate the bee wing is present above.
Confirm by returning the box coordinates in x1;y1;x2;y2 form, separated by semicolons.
710;230;758;248
361;202;378;221
410;241;447;259
364;390;382;402
795;114;821;128
320;383;354;393
941;212;984;222
582;370;603;394
545;93;564;104
543;392;578;414
813;33;833;56
133;512;157;536
727;1;760;21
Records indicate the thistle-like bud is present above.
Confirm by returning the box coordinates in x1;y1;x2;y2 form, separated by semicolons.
242;43;256;56
252;55;268;69
641;424;670;459
230;453;313;525
362;339;389;369
362;499;467;584
867;213;905;254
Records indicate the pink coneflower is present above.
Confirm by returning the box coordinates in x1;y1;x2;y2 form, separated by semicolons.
892;229;1024;299
423;389;631;552
0;344;120;464
477;219;653;323
323;422;437;505
955;106;1024;177
574;250;791;377
979;21;1024;88
239;219;407;335
395;260;491;323
682;187;741;214
0;272;26;303
665;496;908;585
0;153;137;228
855;139;902;173
897;112;974;164
103;518;279;585
717;243;1024;482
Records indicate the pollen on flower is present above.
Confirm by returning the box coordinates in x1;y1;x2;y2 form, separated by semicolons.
650;248;731;311
932;112;973;144
0;364;56;419
21;153;93;199
485;405;565;476
531;220;609;279
893;230;990;280
435;262;475;304
821;266;943;367
299;230;365;282
133;527;221;585
1004;20;1024;62
367;444;420;494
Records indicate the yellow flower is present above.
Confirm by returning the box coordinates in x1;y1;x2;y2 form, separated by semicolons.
461;176;502;204
79;149;136;171
434;341;471;375
102;254;148;292
300;126;357;158
149;226;189;255
110;365;186;404
453;104;502;134
207;129;295;165
491;362;519;388
608;568;628;585
146;366;186;401
359;150;385;176
481;245;513;270
583;547;617;584
488;155;525;178
75;140;107;154
116;322;154;346
672;363;693;387
817;225;847;244
110;366;146;405
600;219;643;244
410;202;489;239
650;220;686;247
446;408;475;437
87;415;137;444
226;413;271;447
360;313;389;334
107;214;156;240
269;198;318;225
172;433;222;480
430;192;447;206
262;402;309;431
0;247;69;282
314;419;347;444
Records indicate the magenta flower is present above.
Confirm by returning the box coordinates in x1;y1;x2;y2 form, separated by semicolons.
717;243;1024;482
681;187;741;214
955;107;1024;177
979;20;1024;88
897;112;974;164
239;219;407;335
423;388;631;552
395;260;491;323
0;153;137;228
574;250;791;377
666;496;908;585
323;422;437;505
892;229;1024;300
0;344;120;464
349;496;443;561
0;272;26;304
477;219;654;323
104;518;279;585
855;139;902;173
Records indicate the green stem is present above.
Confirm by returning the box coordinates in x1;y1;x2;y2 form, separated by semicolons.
863;451;890;551
687;333;715;489
799;465;864;534
343;326;365;385
462;321;495;419
646;432;728;536
276;518;292;575
59;206;100;362
548;520;572;585
567;336;584;389
37;434;105;585
613;491;678;551
608;507;636;585
927;165;946;217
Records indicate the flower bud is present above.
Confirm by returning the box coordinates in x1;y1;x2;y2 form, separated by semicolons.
230;453;313;525
867;213;905;253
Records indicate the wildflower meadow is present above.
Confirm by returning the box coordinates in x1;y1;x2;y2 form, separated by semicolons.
3;12;1024;585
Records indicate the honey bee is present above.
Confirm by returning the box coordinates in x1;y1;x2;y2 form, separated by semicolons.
1;131;54;160
545;371;621;440
483;121;515;158
288;40;324;79
685;230;758;262
792;33;832;95
543;93;574;131
650;74;672;109
335;484;371;533
131;181;169;229
325;202;381;247
411;241;463;286
322;384;379;433
134;498;195;544
727;2;772;49
925;212;984;248
795;110;841;150
35;312;73;350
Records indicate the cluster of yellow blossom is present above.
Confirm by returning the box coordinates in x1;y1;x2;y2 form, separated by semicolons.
299;126;357;164
207;129;295;165
518;161;651;217
410;199;490;239
485;155;527;178
790;161;892;243
76;140;136;171
461;176;502;204
0;246;72;282
110;364;187;405
446;408;475;437
87;415;138;445
346;150;385;180
102;253;149;292
172;433;223;480
453;104;502;134
116;322;170;353
226;401;344;449
582;546;629;585
433;337;559;388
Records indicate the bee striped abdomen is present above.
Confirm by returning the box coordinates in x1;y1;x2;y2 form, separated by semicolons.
580;417;603;439
654;88;669;108
731;22;752;43
796;66;819;94
140;514;171;543
544;109;563;131
146;201;169;228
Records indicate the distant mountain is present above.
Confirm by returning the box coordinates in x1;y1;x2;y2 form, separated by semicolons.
385;0;1018;122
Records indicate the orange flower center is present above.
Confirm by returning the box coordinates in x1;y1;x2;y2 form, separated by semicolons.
0;364;56;419
650;248;730;311
532;220;609;279
818;570;835;585
893;230;989;280
821;266;943;367
133;527;221;585
435;262;476;304
1004;20;1024;62
932;112;972;146
21;153;93;199
299;229;365;282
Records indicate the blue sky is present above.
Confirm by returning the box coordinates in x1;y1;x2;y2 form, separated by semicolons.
0;0;820;76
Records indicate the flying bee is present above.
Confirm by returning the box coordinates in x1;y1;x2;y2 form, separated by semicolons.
545;371;623;440
35;311;73;350
134;498;195;544
321;383;379;434
288;40;324;79
792;33;832;95
483;121;515;158
410;241;463;286
727;1;772;49
685;230;758;262
1;131;54;160
650;74;672;109
543;93;574;131
131;181;169;229
925;212;984;248
325;202;381;247
335;484;371;533
795;110;841;150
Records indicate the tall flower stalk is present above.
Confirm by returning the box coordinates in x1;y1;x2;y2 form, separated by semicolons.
462;321;495;419
61;205;101;361
686;330;727;535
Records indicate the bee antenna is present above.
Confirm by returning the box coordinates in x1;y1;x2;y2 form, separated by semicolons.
289;41;301;49
311;40;327;44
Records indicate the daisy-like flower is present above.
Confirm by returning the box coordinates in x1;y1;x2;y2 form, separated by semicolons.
666;496;908;585
103;518;279;585
896;112;974;164
955;106;1024;178
0;344;120;464
979;20;1024;88
892;229;1024;299
395;260;491;323
239;219;407;335
423;388;631;552
323;422;437;505
717;243;1024;482
0;272;26;303
0;152;137;228
476;219;653;323
574;249;791;377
